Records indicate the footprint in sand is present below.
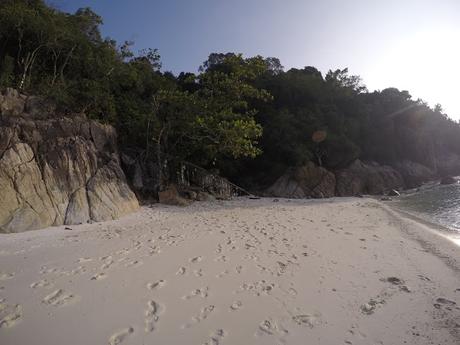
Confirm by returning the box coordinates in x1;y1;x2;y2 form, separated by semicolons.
30;279;52;289
0;272;15;281
116;249;130;256
0;299;23;328
292;313;321;328
132;241;142;250
77;257;93;263
42;289;77;307
145;300;164;333
70;266;87;275
194;269;204;277
229;301;243;311
100;256;114;270
216;270;229;278
39;266;58;275
383;277;403;285
109;327;134;345
100;260;114;270
436;297;456;305
125;259;143;268
176;267;187;275
214;255;227;263
434;297;457;309
189;256;203;264
182;305;215;329
147;245;161;255
237;281;276;296
360;298;385;315
256;318;288;337
147;280;166;290
90;272;107;281
202;329;227;345
288;287;298;296
381;277;412;293
183;287;209;300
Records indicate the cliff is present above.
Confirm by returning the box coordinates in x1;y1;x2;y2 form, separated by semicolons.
0;89;139;233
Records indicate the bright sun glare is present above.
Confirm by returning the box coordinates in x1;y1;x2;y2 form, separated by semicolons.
372;28;460;120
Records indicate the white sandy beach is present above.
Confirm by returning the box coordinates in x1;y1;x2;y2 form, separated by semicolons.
0;197;459;345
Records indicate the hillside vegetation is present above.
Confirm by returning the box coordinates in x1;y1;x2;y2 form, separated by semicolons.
2;0;460;193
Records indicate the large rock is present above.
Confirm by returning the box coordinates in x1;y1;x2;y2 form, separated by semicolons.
436;153;460;177
122;154;238;200
393;160;436;188
0;88;25;116
336;160;404;196
440;176;457;185
0;89;139;233
266;162;336;198
158;185;189;206
0;143;57;232
64;188;90;225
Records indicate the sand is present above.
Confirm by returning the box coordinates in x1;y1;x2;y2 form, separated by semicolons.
0;197;459;345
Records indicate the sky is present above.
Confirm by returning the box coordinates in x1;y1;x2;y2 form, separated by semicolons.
50;0;460;120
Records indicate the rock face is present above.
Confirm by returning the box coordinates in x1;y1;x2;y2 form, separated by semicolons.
122;155;240;201
436;153;460;177
393;160;436;188
266;162;336;198
158;185;189;206
0;88;139;233
336;160;404;196
440;176;457;185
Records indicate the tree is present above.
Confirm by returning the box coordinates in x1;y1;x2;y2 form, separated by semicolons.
325;68;367;94
3;0;460;194
0;0;50;90
194;54;272;163
149;53;272;187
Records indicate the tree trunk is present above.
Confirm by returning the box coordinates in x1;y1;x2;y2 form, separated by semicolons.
59;45;76;85
50;48;60;86
155;126;166;194
18;46;42;90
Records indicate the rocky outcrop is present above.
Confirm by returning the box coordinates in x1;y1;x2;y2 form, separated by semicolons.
393;160;436;188
158;185;189;206
335;160;404;196
436;153;460;177
266;162;336;198
0;88;139;233
440;176;457;185
122;155;240;201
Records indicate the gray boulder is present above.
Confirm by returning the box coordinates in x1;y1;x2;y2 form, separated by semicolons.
266;162;336;198
440;176;457;185
393;160;436;188
0;89;139;233
0;88;25;116
437;153;460;177
336;160;404;196
158;184;189;206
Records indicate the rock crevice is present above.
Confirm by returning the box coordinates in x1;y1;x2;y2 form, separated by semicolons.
0;88;139;233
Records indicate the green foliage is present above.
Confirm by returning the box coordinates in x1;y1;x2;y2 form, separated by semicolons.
0;0;120;118
2;0;460;191
147;54;270;168
0;1;266;168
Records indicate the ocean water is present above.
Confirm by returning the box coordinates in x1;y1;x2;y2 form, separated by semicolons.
390;181;460;235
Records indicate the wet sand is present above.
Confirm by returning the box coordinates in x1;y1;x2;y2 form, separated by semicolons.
0;197;459;345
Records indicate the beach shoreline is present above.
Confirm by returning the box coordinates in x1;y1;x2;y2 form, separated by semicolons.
382;201;460;257
1;197;459;345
